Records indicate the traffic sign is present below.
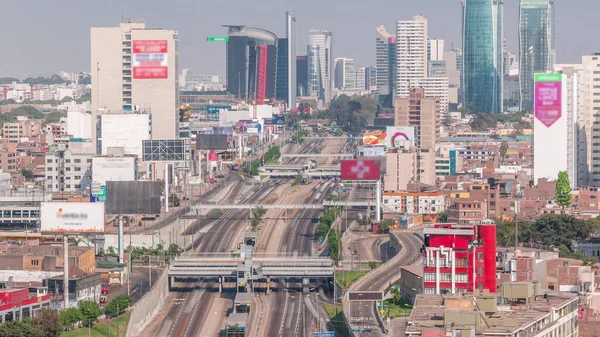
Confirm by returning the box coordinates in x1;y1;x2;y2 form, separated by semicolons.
377;304;388;310
313;333;336;337
379;308;385;315
207;36;229;42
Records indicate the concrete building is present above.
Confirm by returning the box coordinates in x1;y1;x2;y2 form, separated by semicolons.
427;38;444;62
334;58;355;90
97;111;151;157
519;0;556;112
409;77;449;114
91;21;179;153
384;143;436;191
376;25;393;95
423;221;496;295
0;288;51;322
0;246;96;274
462;0;503;113
382;191;445;214
400;265;423;304
575;55;600;187
533;73;572;186
45;149;94;193
67;110;92;139
308;30;333;104
397;16;428;98
286;11;297;108
365;66;377;92
45;270;102;306
92;156;136;186
394;88;440;149
447;199;488;225
406;283;579;337
444;48;462;105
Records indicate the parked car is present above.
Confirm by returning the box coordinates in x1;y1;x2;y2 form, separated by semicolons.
101;288;110;294
217;174;225;178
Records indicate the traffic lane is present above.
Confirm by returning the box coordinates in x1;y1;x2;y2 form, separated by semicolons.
102;267;161;304
348;301;382;336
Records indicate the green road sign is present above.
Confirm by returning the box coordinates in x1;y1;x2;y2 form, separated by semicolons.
207;36;229;42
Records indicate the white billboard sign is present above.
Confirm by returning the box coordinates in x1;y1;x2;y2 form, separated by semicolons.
41;202;105;234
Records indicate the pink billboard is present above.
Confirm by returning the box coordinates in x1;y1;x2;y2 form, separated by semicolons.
534;74;562;128
133;40;168;79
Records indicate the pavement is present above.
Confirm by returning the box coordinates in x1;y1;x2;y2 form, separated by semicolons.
101;266;161;306
345;232;422;337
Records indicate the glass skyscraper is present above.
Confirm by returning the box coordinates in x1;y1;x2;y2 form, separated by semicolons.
519;0;555;112
462;0;504;114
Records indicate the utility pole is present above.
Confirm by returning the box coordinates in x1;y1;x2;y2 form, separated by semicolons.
514;200;519;253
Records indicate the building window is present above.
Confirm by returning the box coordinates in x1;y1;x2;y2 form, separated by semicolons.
87;159;92;163
74;167;81;172
477;252;483;260
75;184;81;189
477;266;483;276
46;159;52;164
74;176;81;180
65;159;71;163
477;281;483;290
66;185;71;189
31;260;39;266
47;167;52;172
74;159;81;163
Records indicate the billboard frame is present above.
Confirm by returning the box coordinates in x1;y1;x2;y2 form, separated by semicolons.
40;202;105;235
142;139;188;162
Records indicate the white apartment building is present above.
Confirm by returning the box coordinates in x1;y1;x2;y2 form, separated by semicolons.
91;21;178;154
409;77;449;114
67;110;92;139
397;16;428;98
376;25;393;95
308;30;333;104
45;150;94;193
97;112;151;158
578;54;600;187
382;191;445;214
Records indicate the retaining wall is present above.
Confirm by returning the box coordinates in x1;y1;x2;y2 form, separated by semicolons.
126;266;170;337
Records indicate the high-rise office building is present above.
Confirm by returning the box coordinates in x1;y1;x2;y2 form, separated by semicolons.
427;38;444;62
225;25;278;101
296;55;308;97
578;55;600;187
90;21;179;153
308;30;333;104
394;88;440;149
334;58;355;90
388;37;398;97
462;0;504;114
519;0;555;112
376;26;393;95
275;38;289;102
286;11;297;108
397;16;428;98
366;66;377;92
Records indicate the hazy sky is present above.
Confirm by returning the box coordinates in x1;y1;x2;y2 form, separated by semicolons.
0;0;596;78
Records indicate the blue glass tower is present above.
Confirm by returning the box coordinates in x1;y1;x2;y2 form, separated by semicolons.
519;0;555;112
462;0;504;114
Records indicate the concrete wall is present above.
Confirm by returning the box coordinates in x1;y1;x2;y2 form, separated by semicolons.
126;267;169;337
104;233;194;249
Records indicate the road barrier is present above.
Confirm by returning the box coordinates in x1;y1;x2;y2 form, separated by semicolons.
126;268;169;337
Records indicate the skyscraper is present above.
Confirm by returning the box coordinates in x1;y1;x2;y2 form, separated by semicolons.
90;21;179;152
275;38;289;102
225;25;278;101
519;0;555;112
286;11;297;108
376;26;393;95
366;66;377;92
397;16;428;98
462;0;504;114
296;55;308;97
308;30;333;104
334;58;355;90
427;38;445;62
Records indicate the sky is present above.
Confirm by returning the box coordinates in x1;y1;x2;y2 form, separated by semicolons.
0;0;597;78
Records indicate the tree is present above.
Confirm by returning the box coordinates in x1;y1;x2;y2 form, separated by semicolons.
0;320;44;337
555;171;572;209
59;307;83;330
530;215;593;248
20;169;33;180
251;206;267;230
31;308;61;337
105;295;133;317
44;111;67;124
79;300;101;327
499;142;508;164
437;210;448;223
390;287;402;305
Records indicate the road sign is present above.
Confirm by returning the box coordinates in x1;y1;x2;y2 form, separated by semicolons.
313;333;336;337
379;308;385;315
207;36;229;42
377;305;388;310
348;291;384;301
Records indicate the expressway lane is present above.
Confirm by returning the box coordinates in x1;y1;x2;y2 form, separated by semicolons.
140;181;282;337
347;232;422;336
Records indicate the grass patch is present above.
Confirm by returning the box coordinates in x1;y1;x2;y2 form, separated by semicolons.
381;299;412;319
61;312;129;337
324;304;346;336
337;270;367;289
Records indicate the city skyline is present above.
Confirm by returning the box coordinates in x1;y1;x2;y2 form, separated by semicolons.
0;0;598;77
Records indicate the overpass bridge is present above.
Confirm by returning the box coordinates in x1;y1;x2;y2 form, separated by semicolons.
189;201;370;210
280;153;354;159
168;253;335;292
262;165;340;171
258;171;340;177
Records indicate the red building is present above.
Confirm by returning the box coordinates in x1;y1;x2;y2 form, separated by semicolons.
0;288;51;322
423;220;497;295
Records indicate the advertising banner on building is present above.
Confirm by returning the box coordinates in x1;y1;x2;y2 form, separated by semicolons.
41;203;105;234
133;40;168;79
385;126;415;148
534;73;562;128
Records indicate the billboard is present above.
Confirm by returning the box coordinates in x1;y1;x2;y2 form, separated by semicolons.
385;126;415;148
534;73;562;128
359;146;386;157
362;130;387;146
41;203;105;234
196;134;228;150
142;139;187;161
264;114;285;125
92;157;136;186
133;40;168;79
100;113;150;157
236;121;262;134
340;159;381;181
105;181;162;215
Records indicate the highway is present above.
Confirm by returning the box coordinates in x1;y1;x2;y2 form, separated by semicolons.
140;177;283;337
346;232;422;336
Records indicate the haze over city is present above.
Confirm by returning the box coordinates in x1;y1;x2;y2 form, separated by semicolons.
0;0;597;77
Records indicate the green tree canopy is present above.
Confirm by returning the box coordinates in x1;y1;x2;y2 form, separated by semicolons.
31;308;61;337
105;295;133;317
325;95;379;133
79;300;101;326
555;171;572;208
531;215;592;248
59;307;83;329
0;320;44;337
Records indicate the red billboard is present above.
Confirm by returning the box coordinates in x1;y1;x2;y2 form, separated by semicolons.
534;73;562;128
340;159;381;181
133;40;168;79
